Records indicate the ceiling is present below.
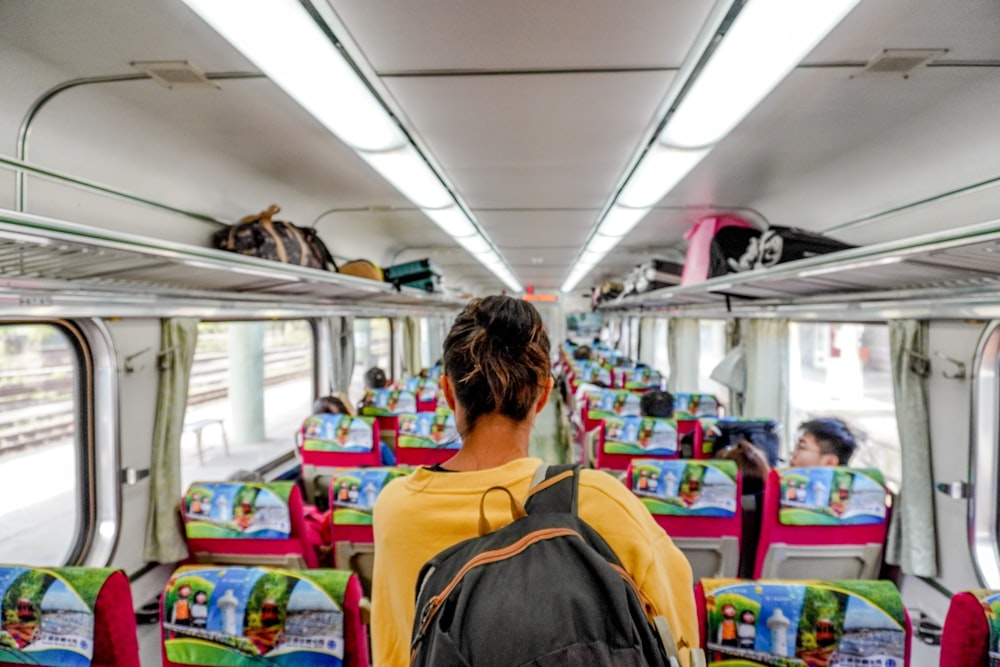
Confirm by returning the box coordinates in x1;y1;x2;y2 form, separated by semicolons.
0;0;998;297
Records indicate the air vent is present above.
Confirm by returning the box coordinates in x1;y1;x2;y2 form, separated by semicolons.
856;49;949;77
131;61;220;89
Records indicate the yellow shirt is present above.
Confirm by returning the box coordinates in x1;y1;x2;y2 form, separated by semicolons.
371;458;698;666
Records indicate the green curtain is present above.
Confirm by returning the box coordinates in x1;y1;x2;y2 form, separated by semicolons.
885;320;939;576
402;317;422;377
331;316;355;395
143;317;199;563
666;318;700;393
743;318;789;431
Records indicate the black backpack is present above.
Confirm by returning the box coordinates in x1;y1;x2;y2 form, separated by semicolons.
410;464;681;667
708;419;781;466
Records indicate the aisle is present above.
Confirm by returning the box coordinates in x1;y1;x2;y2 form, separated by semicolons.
529;392;570;464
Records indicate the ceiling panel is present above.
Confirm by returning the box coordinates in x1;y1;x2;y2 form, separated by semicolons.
326;0;714;72
384;71;676;210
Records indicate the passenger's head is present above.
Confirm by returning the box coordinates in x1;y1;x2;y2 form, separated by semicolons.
572;345;592;361
364;366;388;390
716;439;771;495
640;390;674;418
313;395;351;415
792;418;856;467
441;295;552;434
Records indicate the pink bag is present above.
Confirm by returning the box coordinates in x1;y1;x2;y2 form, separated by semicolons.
680;215;752;285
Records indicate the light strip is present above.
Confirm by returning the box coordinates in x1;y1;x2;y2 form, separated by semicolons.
358;146;453;210
561;0;861;294
179;0;405;152
662;0;863;148
181;0;523;293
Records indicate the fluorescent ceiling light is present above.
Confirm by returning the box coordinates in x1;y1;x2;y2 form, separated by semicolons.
180;0;406;152
587;233;622;254
596;205;652;238
618;145;710;208
360;145;453;210
580;249;606;264
662;0;862;148
456;234;491;255
424;207;477;238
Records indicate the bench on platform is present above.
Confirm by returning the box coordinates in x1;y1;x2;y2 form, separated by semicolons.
182;418;229;464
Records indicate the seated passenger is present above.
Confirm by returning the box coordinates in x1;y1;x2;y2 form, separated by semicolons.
315;393;396;465
572;344;592;361
790;417;856;467
640;389;675;418
365;366;389;390
372;295;698;666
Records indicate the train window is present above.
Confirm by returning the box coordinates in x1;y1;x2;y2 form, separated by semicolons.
0;324;82;565
652;319;670;378
789;322;901;490
181;320;314;487
350;317;392;403
699;320;729;399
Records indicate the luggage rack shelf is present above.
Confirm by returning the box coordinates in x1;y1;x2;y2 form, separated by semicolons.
598;217;1000;321
0;208;464;316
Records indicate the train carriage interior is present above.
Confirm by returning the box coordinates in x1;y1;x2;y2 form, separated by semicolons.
1;0;999;665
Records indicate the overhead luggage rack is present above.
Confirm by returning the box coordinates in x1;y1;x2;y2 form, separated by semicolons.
599;217;1000;320
0;208;464;316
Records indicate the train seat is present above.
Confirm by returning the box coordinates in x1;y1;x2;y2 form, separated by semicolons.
672;392;722;420
299;414;382;502
754;467;890;579
596;417;704;472
359;388;418;450
402;377;441;413
0;565;140;667
695;577;911;665
393;411;461;467
626;459;742;581
329;466;413;598
181;480;319;569
940;589;1000;666
160;565;369;667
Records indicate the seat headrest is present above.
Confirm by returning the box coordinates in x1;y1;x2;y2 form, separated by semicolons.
586;389;642;419
0;565;121;666
629;459;738;517
777;467;888;526
396;412;461;450
699;578;906;664
162;566;354;665
672;393;719;419
402;378;440;401
359;389;417;416
603;416;678;456
330;466;414;525
302;415;376;453
183;481;295;539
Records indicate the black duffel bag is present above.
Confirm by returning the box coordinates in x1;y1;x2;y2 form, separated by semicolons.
712;225;855;276
212;204;337;271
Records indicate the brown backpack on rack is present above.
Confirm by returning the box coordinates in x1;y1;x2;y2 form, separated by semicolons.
212;204;337;270
338;259;384;282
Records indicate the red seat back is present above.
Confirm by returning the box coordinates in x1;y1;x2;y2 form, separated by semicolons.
182;481;319;568
941;590;1000;667
754;467;890;579
161;565;369;667
0;566;139;667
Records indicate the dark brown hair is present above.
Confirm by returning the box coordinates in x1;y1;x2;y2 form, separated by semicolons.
716;439;771;495
443;295;551;431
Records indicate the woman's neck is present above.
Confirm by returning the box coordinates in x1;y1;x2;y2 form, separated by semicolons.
441;413;535;471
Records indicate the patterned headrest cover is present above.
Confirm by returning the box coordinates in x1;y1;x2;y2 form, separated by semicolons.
586;389;642;419
301;415;376;453
0;566;116;666
359;389;417;416
183;482;294;540
967;590;1000;657
330;467;413;526
778;467;887;526
603;416;678;455
631;459;738;517
396;412;461;450
162;566;352;666
673;393;719;419
624;366;663;390
701;578;906;666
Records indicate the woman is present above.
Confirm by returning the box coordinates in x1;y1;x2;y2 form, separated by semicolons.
372;295;698;666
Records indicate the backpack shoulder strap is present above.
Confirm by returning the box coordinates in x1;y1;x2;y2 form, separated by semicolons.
524;463;580;516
